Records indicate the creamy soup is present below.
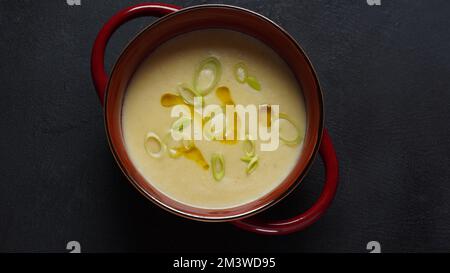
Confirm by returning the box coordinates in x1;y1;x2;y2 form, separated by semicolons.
122;29;306;209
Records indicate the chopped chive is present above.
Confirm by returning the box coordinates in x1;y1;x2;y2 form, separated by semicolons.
211;153;225;181
194;57;222;96
233;62;248;83
246;76;261;91
144;132;165;158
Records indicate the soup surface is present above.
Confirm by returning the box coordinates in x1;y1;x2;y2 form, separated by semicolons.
122;29;306;209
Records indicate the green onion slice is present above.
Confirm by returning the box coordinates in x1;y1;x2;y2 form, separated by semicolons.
163;133;192;158
171;117;192;134
144;132;165;158
246;155;259;175
246;76;261;91
203;110;226;141
276;113;304;146
242;136;255;157
194;57;222;96
240;155;253;163
211;153;225;181
177;84;202;106
233;62;248;83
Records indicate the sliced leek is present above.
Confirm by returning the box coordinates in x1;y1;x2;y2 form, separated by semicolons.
162;132;206;171
144;132;165;158
177;84;200;106
246;155;259;175
246;76;261;91
240;155;253;163
194;57;222;96
163;133;187;158
211;153;225;181
242;137;255;157
171;117;191;134
240;136;258;173
234;62;262;91
277;113;303;146
233;62;248;83
203;112;226;141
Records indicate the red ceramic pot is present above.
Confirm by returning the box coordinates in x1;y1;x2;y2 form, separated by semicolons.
91;3;339;235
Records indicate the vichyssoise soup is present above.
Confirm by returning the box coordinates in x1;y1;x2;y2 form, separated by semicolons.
122;29;306;209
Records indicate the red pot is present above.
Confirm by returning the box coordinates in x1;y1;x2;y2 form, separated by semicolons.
91;3;339;235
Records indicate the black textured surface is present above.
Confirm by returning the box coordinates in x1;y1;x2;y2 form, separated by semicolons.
1;0;450;253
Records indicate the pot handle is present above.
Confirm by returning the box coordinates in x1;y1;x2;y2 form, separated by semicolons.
91;3;181;105
232;129;339;235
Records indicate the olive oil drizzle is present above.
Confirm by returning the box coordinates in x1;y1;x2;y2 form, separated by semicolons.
174;145;209;170
160;93;209;169
216;86;235;106
261;104;272;128
216;86;238;145
160;93;194;113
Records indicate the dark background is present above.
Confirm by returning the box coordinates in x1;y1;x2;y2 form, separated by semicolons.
0;0;449;253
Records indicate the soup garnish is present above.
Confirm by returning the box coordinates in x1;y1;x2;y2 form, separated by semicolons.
171;117;191;135
216;86;235;106
211;153;225;181
155;57;304;179
259;104;272;128
233;62;248;83
241;137;259;175
194;57;222;96
215;86;239;145
277;113;304;146
177;85;199;106
163;133;192;158
242;137;256;158
246;76;261;91
144;132;165;158
233;62;261;91
161;93;185;107
181;145;210;170
161;93;195;115
245;154;259;175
